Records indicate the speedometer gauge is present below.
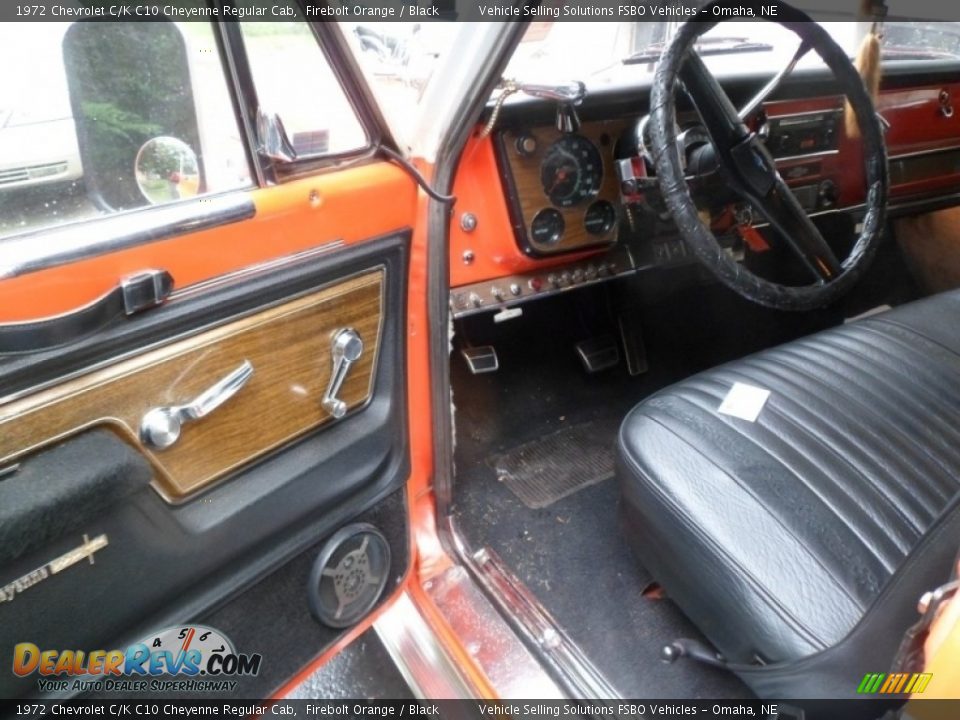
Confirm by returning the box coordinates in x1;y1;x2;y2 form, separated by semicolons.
539;135;603;208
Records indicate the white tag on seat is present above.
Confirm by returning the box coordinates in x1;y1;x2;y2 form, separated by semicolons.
718;382;770;422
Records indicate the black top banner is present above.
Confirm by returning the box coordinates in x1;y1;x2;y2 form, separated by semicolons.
3;0;960;23
5;698;960;719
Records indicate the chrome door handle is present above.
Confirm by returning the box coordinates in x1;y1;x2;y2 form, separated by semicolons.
140;360;254;450
322;328;363;419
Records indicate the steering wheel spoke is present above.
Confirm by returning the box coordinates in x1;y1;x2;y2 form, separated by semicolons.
739;39;813;121
759;175;842;282
679;50;750;155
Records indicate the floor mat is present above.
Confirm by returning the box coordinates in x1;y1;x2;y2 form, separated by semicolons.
452;257;918;699
489;421;616;508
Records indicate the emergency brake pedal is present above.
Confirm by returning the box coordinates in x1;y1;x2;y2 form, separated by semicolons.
461;346;499;375
575;336;619;374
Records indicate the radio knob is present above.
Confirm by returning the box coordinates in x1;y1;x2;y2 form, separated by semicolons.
818;180;838;209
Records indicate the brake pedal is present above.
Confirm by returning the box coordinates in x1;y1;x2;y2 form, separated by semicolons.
575;336;619;374
618;313;648;376
461;346;499;374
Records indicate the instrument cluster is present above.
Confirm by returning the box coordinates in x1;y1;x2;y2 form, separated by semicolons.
498;121;626;257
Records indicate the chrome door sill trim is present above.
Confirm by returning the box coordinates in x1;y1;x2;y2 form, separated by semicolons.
424;563;566;700
374;591;478;700
448;518;621;700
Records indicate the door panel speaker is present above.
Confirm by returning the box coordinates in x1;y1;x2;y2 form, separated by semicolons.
308;523;391;628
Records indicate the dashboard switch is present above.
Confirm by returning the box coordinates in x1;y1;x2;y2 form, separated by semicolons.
468;292;484;308
516;134;538;157
509;283;522;296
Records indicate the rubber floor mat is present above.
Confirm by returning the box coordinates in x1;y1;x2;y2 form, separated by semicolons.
489;421;615;509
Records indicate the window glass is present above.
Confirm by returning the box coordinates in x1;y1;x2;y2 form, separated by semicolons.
0;19;252;240
342;21;458;146
240;22;368;158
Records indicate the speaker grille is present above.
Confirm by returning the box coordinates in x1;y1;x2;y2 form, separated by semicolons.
308;523;391;628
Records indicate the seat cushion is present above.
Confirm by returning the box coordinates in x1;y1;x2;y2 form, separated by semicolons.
617;291;960;665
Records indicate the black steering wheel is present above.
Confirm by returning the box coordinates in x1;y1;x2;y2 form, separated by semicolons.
649;0;888;311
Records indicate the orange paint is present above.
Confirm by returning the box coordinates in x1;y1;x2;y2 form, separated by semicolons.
272;162;494;699
0;162;416;323
449;133;605;289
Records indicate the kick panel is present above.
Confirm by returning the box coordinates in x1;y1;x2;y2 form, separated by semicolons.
0;270;384;501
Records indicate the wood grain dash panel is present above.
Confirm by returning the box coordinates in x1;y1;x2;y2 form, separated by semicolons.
0;270;384;501
502;120;627;254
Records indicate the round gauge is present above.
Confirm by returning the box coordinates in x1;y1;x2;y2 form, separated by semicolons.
539;134;603;207
584;200;617;236
530;208;565;246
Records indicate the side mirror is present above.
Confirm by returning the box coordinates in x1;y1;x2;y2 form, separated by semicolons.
63;20;202;211
135;137;200;205
256;109;297;164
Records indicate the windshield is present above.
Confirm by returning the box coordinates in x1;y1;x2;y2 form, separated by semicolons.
505;19;960;84
345;15;960;147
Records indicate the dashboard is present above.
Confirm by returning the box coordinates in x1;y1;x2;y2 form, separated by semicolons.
449;64;960;319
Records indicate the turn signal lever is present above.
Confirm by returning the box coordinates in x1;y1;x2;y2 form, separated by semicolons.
322;328;364;419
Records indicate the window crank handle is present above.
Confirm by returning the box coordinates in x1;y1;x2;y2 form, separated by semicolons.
140;360;254;450
322;328;364;419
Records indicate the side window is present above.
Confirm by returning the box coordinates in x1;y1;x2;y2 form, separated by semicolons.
240;22;368;159
0;19;252;240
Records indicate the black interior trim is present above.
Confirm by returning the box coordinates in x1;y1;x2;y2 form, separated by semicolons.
0;271;174;355
1;232;411;699
0;429;153;566
84;488;411;701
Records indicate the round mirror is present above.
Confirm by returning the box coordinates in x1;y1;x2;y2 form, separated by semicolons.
134;136;200;205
